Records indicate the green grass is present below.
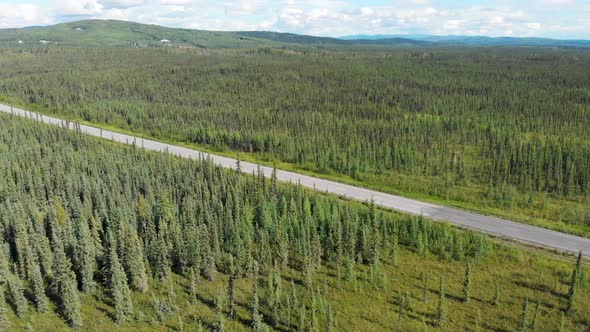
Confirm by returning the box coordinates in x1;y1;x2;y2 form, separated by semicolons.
2;94;588;239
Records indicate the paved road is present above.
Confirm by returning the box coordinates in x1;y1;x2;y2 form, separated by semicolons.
1;103;589;257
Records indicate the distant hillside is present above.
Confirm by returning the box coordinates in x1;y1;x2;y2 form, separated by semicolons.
341;34;590;47
0;20;277;48
0;20;432;49
236;31;432;46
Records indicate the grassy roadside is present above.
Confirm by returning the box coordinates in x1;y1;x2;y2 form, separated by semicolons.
1;95;588;239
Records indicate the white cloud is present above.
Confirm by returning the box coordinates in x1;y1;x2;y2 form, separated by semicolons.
55;0;103;16
99;0;146;9
0;3;51;28
160;0;192;4
527;22;541;30
0;0;588;39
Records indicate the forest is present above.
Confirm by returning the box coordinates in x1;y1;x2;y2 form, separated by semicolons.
0;113;589;331
0;47;588;237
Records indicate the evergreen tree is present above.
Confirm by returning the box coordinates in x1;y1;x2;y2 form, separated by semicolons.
77;219;96;294
531;301;541;331
109;243;134;324
7;273;28;318
437;275;445;327
228;271;236;319
421;317;428;332
251;261;264;332
298;304;306;332
0;286;8;332
302;255;313;288
391;234;399;266
326;303;336;332
474;308;481;332
559;311;565;332
493;284;501;306
566;261;577;315
189;267;198;304
32;264;49;313
51;219;83;328
177;314;184;332
422;272;429;302
463;260;472;303
0;245;9;288
152;293;165;322
519;297;529;332
60;270;83;328
215;290;225;332
572;251;584;289
396;293;405;332
126;232;149;293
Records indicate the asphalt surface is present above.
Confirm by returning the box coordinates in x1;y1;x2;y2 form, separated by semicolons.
2;103;589;258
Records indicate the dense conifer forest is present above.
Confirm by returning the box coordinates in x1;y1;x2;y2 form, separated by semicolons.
0;47;588;236
0;114;589;331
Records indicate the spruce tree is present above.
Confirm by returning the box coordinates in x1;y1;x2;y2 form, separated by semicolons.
559;311;565;332
298;304;306;332
565;251;585;314
228;272;236;319
126;232;149;293
8;273;28;318
0;285;8;332
573;251;583;287
0;245;9;287
251;261;263;332
189;267;198;304
396;293;405;332
437;275;445;327
531;301;541;331
51;221;83;327
463;259;471;303
32;264;49;313
565;276;576;315
326;303;336;332
519;297;529;332
391;234;399;266
493;284;501;306
61;270;83;328
109;243;134;324
302;255;313;288
422;272;429;302
77;219;96;294
215;290;225;332
152;293;165;322
177;314;184;332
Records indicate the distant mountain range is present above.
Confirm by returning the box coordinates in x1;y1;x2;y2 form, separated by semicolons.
340;34;590;47
0;20;589;49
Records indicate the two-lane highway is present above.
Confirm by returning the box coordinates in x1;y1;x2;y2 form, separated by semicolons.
1;103;588;257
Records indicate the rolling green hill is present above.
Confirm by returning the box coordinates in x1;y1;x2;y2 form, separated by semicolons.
0;20;431;49
0;20;278;48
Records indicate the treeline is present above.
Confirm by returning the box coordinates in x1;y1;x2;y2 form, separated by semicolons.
0;47;588;230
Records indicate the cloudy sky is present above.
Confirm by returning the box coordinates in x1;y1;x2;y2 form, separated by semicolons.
1;0;589;39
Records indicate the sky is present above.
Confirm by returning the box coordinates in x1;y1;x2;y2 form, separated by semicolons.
0;0;589;39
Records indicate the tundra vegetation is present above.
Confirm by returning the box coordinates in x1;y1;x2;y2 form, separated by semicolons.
0;46;589;237
0;115;588;331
